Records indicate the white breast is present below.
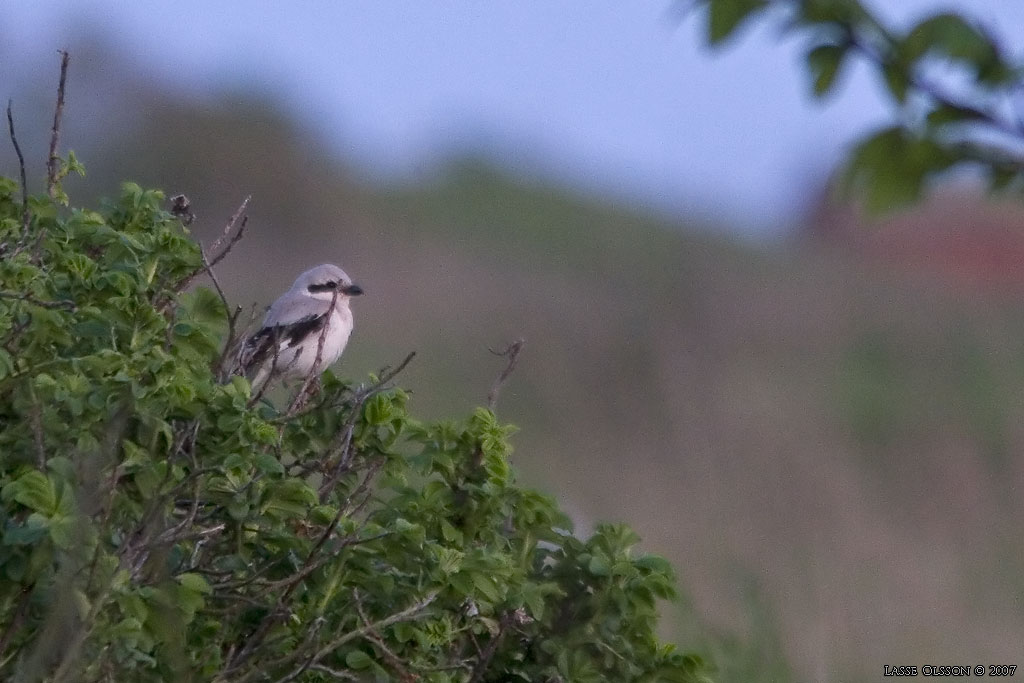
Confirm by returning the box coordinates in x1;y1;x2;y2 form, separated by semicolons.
281;305;354;379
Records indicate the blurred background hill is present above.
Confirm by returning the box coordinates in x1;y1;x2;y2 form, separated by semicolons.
4;10;1024;682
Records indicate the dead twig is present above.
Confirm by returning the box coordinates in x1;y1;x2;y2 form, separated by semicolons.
46;50;70;199
5;100;30;243
306;592;437;670
276;350;416;428
0;290;77;311
468;611;530;683
316;352;417;502
0;585;32;661
487;339;524;411
307;664;358;680
222;465;352;670
29;392;46;467
0;314;31;354
353;590;418;682
269;618;329;683
210;195;250;254
199;244;243;380
170;196;249;296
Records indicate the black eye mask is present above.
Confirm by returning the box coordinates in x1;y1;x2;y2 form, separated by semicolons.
307;281;338;293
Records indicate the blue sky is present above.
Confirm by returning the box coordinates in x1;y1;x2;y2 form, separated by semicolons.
4;1;1024;235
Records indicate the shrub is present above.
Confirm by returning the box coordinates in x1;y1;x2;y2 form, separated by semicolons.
0;175;710;682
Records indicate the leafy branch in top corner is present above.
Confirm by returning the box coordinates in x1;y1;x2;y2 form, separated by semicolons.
693;0;1024;212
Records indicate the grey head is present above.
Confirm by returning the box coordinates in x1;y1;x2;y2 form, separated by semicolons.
291;264;364;301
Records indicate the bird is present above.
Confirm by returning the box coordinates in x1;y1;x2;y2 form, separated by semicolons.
239;264;363;391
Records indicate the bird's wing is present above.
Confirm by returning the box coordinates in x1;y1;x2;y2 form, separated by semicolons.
262;290;332;327
240;293;332;376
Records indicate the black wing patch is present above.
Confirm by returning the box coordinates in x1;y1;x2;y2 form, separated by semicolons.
242;312;327;377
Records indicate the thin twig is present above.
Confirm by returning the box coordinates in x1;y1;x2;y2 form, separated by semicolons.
315;352;417;502
5;100;30;241
29;393;46;467
269;618;328;683
199;244;240;379
46;50;70;198
222;591;436;683
0;290;77;311
171;196;249;296
304;593;437;676
222;475;350;669
307;664;358;680
0;585;31;659
210;195;250;254
207;215;247;271
0;314;31;354
468;611;519;683
353;590;418;682
278;350;416;427
487;339;524;411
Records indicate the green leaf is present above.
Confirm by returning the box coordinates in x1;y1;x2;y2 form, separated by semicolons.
2;470;57;514
0;349;13;379
841;126;955;213
177;573;212;595
3;513;49;546
903;13;999;75
253;452;284;475
48;515;77;550
708;0;766;45
881;61;908;104
925;104;986;127
345;650;372;669
588;555;611;577
472;572;502;602
806;44;847;97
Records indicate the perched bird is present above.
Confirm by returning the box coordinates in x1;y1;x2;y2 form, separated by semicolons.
239;264;363;391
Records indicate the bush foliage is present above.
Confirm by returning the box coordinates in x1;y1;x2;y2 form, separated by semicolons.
0;174;710;682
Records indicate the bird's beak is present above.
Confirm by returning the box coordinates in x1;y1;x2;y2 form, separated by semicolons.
342;283;364;296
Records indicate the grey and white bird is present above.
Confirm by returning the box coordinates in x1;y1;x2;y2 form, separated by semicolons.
239;264;363;390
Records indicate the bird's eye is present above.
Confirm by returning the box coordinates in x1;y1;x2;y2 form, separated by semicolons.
327;280;337;288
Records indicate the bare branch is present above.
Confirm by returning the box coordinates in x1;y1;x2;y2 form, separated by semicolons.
468;611;528;683
0;585;32;660
171;195;249;296
307;664;358;680
269;618;328;683
5;100;30;243
199;243;242;380
46;50;70;198
0;290;77;311
210;195;250;254
29;391;46;467
311;592;437;662
315;352;417;502
223;588;435;683
487;339;524;411
353;590;418;682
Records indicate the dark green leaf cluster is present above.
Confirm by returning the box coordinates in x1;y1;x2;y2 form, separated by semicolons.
0;177;711;682
696;0;1024;212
